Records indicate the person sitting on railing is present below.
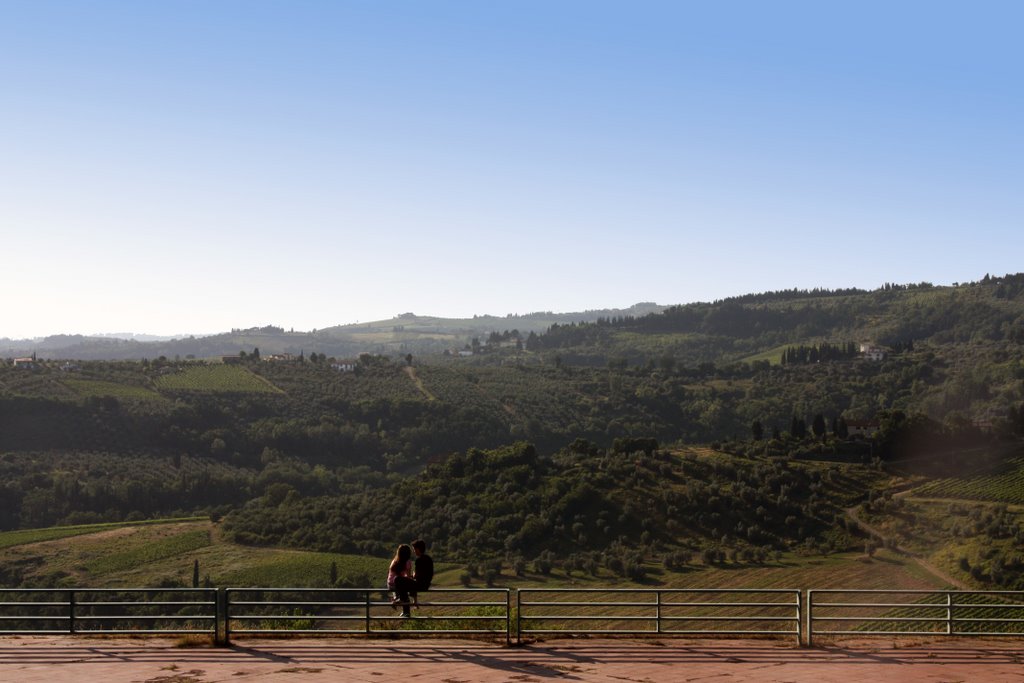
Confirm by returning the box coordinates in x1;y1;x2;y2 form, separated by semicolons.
387;544;418;617
412;539;433;594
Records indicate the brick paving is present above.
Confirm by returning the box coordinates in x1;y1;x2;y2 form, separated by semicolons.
1;636;1023;682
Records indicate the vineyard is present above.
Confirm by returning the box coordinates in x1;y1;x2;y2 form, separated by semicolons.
0;518;205;551
216;550;391;588
62;378;164;401
85;528;213;574
913;458;1024;504
153;365;282;394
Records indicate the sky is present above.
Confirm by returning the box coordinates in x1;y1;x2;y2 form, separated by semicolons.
2;1;1022;339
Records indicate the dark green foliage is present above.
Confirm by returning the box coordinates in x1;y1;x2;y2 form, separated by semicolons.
220;440;864;565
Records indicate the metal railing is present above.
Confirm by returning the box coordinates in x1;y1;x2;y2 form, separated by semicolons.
517;588;802;644
224;588;510;644
0;588;217;636
4;587;1024;647
807;589;1024;645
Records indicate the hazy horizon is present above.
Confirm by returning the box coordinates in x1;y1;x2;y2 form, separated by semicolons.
4;1;1021;339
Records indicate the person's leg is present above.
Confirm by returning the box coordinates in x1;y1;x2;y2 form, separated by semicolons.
396;577;416;616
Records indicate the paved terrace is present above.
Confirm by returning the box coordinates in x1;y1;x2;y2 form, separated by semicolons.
2;637;1023;682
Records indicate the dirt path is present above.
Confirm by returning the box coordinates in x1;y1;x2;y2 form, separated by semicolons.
844;505;968;589
403;366;436;401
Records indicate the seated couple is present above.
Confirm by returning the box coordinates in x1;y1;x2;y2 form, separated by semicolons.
386;539;433;617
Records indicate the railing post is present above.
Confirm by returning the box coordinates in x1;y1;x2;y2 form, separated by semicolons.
222;589;232;646
365;589;371;635
516;589;522;644
806;590;813;647
946;592;953;635
796;590;803;647
656;590;662;634
506;589;512;646
68;590;76;634
215;588;227;646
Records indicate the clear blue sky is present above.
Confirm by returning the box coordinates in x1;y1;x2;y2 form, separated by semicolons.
3;1;1021;338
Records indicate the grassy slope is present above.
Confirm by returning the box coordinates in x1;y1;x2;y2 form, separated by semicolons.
0;519;936;592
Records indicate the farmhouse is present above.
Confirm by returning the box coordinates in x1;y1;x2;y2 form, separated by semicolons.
12;357;35;368
845;419;880;438
859;342;887;361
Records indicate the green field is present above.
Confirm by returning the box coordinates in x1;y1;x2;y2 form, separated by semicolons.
85;528;213;574
62;378;165;401
0;517;937;595
0;518;207;551
217;550;387;587
735;344;791;366
913;457;1024;504
153;365;282;393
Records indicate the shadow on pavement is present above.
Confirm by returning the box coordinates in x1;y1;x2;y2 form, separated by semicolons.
1;639;1022;670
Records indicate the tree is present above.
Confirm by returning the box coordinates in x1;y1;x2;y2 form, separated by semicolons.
405;354;413;367
812;414;827;439
751;420;764;441
252;347;260;361
192;559;200;588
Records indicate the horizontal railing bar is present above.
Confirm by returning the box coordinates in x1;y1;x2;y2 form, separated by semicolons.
229;629;366;634
950;603;1024;609
661;602;798;608
230;615;363;620
229;628;504;635
522;628;794;635
73;617;215;623
812;616;949;623
522;615;796;622
816;629;953;636
0;616;71;621
230;614;504;622
0;589;213;593
518;601;656;607
229;601;363;607
72;629;215;634
229;600;506;608
0;602;69;607
76;601;213;607
225;588;508;593
811;589;1024;595
519;588;799;593
952;617;1024;623
813;602;948;609
372;629;504;634
662;616;797;622
519;616;654;621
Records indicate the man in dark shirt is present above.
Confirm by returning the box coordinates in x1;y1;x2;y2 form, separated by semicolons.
412;539;433;593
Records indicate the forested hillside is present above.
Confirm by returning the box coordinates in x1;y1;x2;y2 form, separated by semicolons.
2;274;1024;587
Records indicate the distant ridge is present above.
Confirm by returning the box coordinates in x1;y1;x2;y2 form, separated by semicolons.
1;302;667;361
